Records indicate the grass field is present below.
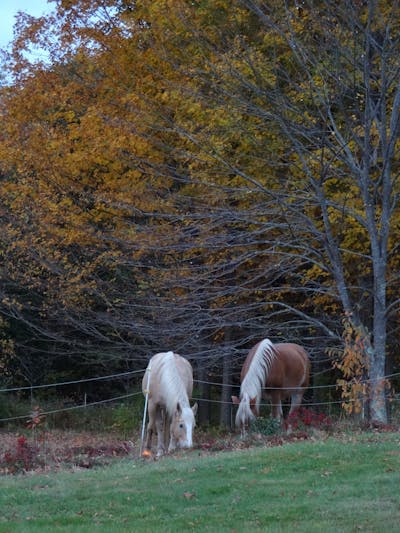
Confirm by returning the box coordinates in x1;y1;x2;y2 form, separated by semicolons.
1;431;400;532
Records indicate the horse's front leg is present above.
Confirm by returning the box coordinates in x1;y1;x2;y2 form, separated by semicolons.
270;390;283;421
155;406;166;457
144;401;156;452
165;417;176;453
168;426;177;453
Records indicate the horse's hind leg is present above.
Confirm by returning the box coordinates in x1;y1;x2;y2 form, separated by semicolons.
287;390;304;433
288;390;304;416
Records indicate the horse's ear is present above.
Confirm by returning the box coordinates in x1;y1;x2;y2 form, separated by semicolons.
176;402;182;414
231;395;240;405
192;403;198;417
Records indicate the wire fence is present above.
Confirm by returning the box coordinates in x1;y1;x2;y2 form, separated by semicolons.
0;369;145;394
0;391;144;423
2;368;400;395
1;367;400;424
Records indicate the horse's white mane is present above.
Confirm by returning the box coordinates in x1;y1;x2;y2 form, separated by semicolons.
157;351;191;416
235;393;254;429
240;338;276;412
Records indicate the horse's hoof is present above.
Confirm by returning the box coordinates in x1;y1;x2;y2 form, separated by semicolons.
142;449;152;458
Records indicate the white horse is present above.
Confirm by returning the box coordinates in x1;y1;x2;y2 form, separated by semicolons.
142;351;198;456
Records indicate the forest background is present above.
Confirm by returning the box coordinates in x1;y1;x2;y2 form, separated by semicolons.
1;0;400;428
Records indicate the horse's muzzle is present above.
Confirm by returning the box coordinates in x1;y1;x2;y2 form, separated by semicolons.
178;438;192;448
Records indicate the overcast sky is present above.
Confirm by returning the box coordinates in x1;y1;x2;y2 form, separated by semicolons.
0;0;54;50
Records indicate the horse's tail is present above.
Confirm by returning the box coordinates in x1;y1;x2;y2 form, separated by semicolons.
235;393;255;428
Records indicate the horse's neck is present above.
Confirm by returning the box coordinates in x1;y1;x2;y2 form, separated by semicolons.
241;339;275;401
166;389;190;417
159;355;190;415
172;388;190;408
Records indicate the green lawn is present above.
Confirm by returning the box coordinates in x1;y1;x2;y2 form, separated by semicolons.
1;432;400;532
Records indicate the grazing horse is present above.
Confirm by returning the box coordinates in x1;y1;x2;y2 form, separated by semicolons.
142;351;198;456
232;339;310;433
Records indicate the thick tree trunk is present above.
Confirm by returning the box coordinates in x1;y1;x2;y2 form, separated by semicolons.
196;363;211;426
369;278;388;424
369;357;387;425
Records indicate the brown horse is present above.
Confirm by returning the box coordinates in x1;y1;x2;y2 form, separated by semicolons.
142;351;198;456
232;339;310;433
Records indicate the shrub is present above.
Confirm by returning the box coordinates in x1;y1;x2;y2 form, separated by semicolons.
250;417;282;436
286;407;333;432
1;435;44;474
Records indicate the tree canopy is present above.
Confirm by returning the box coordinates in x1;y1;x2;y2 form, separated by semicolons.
1;0;400;425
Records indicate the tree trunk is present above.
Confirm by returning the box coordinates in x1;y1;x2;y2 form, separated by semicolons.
219;353;233;428
196;363;211;426
369;275;388;424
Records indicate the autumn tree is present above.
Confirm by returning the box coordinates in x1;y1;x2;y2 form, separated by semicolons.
140;0;400;424
0;0;177;384
2;0;400;428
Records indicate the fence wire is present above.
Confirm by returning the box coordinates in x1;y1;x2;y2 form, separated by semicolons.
1;367;400;424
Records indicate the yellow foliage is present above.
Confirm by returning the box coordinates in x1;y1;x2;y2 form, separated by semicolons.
329;315;390;416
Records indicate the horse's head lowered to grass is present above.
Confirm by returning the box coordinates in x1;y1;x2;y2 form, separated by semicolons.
170;401;198;450
231;393;257;433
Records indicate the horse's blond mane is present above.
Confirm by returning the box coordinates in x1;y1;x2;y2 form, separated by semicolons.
235;393;253;429
157;351;191;416
240;338;276;412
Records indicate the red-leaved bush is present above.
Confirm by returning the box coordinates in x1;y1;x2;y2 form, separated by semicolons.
1;435;44;474
286;407;333;431
0;433;134;475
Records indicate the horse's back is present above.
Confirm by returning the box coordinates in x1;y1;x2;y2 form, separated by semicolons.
268;343;310;388
142;351;164;396
174;354;194;396
142;351;193;404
